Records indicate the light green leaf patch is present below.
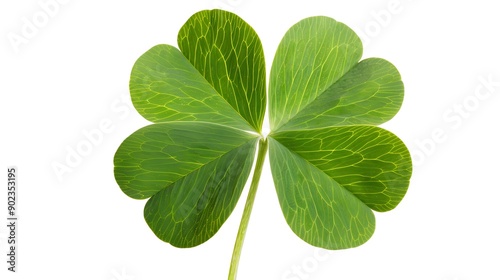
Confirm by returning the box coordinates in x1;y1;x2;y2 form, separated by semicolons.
278;58;404;131
129;44;254;132
269;16;362;131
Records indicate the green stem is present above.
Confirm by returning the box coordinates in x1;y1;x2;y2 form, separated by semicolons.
228;137;268;280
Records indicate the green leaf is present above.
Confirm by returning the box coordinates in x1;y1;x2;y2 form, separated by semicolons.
129;44;254;132
144;137;257;247
271;126;412;213
114;121;257;199
267;16;412;249
269;137;375;249
114;121;258;247
178;9;266;133
269;16;363;131
278;58;404;131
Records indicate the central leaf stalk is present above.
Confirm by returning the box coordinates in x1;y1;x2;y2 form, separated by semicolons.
228;137;268;280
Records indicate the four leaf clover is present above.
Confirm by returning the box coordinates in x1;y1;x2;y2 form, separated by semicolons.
114;8;412;277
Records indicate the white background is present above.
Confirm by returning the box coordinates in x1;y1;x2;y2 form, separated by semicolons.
1;0;500;279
